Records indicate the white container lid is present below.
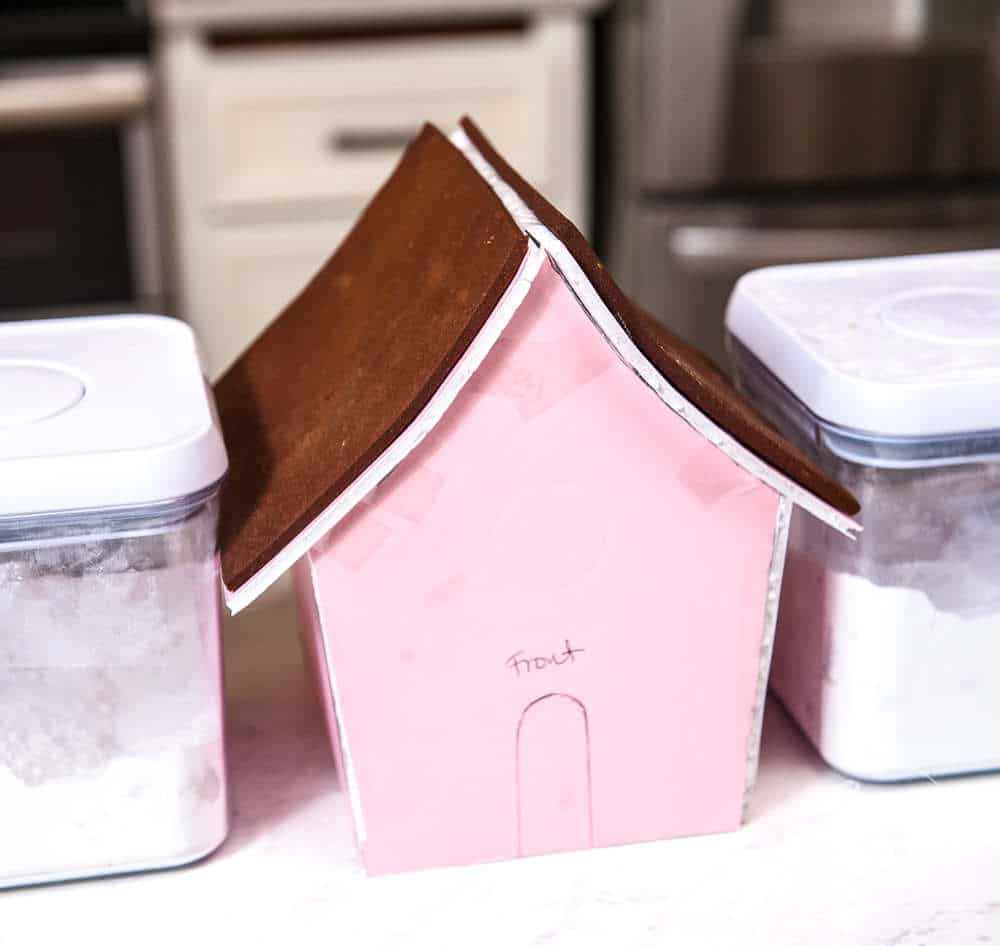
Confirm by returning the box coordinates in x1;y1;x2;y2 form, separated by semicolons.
0;315;227;518
726;250;1000;438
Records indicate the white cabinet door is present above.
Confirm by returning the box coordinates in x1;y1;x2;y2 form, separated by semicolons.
204;217;353;378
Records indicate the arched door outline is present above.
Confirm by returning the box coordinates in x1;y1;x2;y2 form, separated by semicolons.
515;692;594;856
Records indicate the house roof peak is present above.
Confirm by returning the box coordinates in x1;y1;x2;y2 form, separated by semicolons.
457;117;859;526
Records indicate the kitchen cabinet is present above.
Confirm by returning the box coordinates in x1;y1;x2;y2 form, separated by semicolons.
153;0;599;378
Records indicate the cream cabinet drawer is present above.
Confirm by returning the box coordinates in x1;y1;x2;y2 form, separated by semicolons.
196;218;352;379
203;35;550;211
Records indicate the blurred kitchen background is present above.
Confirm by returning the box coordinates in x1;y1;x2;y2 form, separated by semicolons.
3;0;1000;380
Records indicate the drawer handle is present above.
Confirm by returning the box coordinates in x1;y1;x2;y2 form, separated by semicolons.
329;128;420;154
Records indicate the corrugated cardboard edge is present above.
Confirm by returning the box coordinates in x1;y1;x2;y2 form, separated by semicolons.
451;126;860;538
742;494;792;815
224;243;547;613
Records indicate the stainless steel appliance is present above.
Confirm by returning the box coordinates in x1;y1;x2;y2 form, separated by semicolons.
0;2;163;319
602;0;1000;368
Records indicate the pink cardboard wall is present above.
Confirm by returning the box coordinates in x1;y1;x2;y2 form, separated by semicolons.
306;261;780;873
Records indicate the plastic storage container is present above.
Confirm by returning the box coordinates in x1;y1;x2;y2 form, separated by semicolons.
726;250;1000;781
0;315;229;887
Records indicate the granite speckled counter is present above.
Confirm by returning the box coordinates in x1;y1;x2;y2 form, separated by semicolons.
3;580;999;946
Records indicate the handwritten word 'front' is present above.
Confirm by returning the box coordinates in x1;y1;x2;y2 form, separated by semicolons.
506;640;585;678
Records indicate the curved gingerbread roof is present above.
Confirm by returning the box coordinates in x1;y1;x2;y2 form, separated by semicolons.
458;118;859;519
215;125;527;593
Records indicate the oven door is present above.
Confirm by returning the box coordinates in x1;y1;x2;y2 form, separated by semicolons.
633;189;1000;370
0;58;161;318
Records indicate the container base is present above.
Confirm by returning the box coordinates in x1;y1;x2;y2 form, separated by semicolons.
0;821;229;891
771;690;1000;784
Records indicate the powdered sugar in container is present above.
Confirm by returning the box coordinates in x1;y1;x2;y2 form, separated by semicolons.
0;315;229;886
726;250;1000;781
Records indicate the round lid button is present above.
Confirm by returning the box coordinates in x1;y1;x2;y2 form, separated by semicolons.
880;287;1000;345
0;362;86;427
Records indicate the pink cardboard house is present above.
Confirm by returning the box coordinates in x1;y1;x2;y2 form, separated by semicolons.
215;120;859;874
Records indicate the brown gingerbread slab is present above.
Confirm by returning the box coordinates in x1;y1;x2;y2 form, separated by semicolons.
458;117;859;518
214;124;528;592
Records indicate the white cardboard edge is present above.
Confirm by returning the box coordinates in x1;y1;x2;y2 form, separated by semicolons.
450;128;860;539
741;494;792;817
224;242;547;614
304;552;367;847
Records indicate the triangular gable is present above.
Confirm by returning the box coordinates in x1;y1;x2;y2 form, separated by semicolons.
453;119;859;537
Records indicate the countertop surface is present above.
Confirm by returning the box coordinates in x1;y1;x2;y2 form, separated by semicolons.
3;582;999;946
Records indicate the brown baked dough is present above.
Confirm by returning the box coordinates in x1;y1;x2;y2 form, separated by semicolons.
459;116;859;517
215;124;529;590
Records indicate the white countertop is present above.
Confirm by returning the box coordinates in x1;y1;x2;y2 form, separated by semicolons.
3;582;999;946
